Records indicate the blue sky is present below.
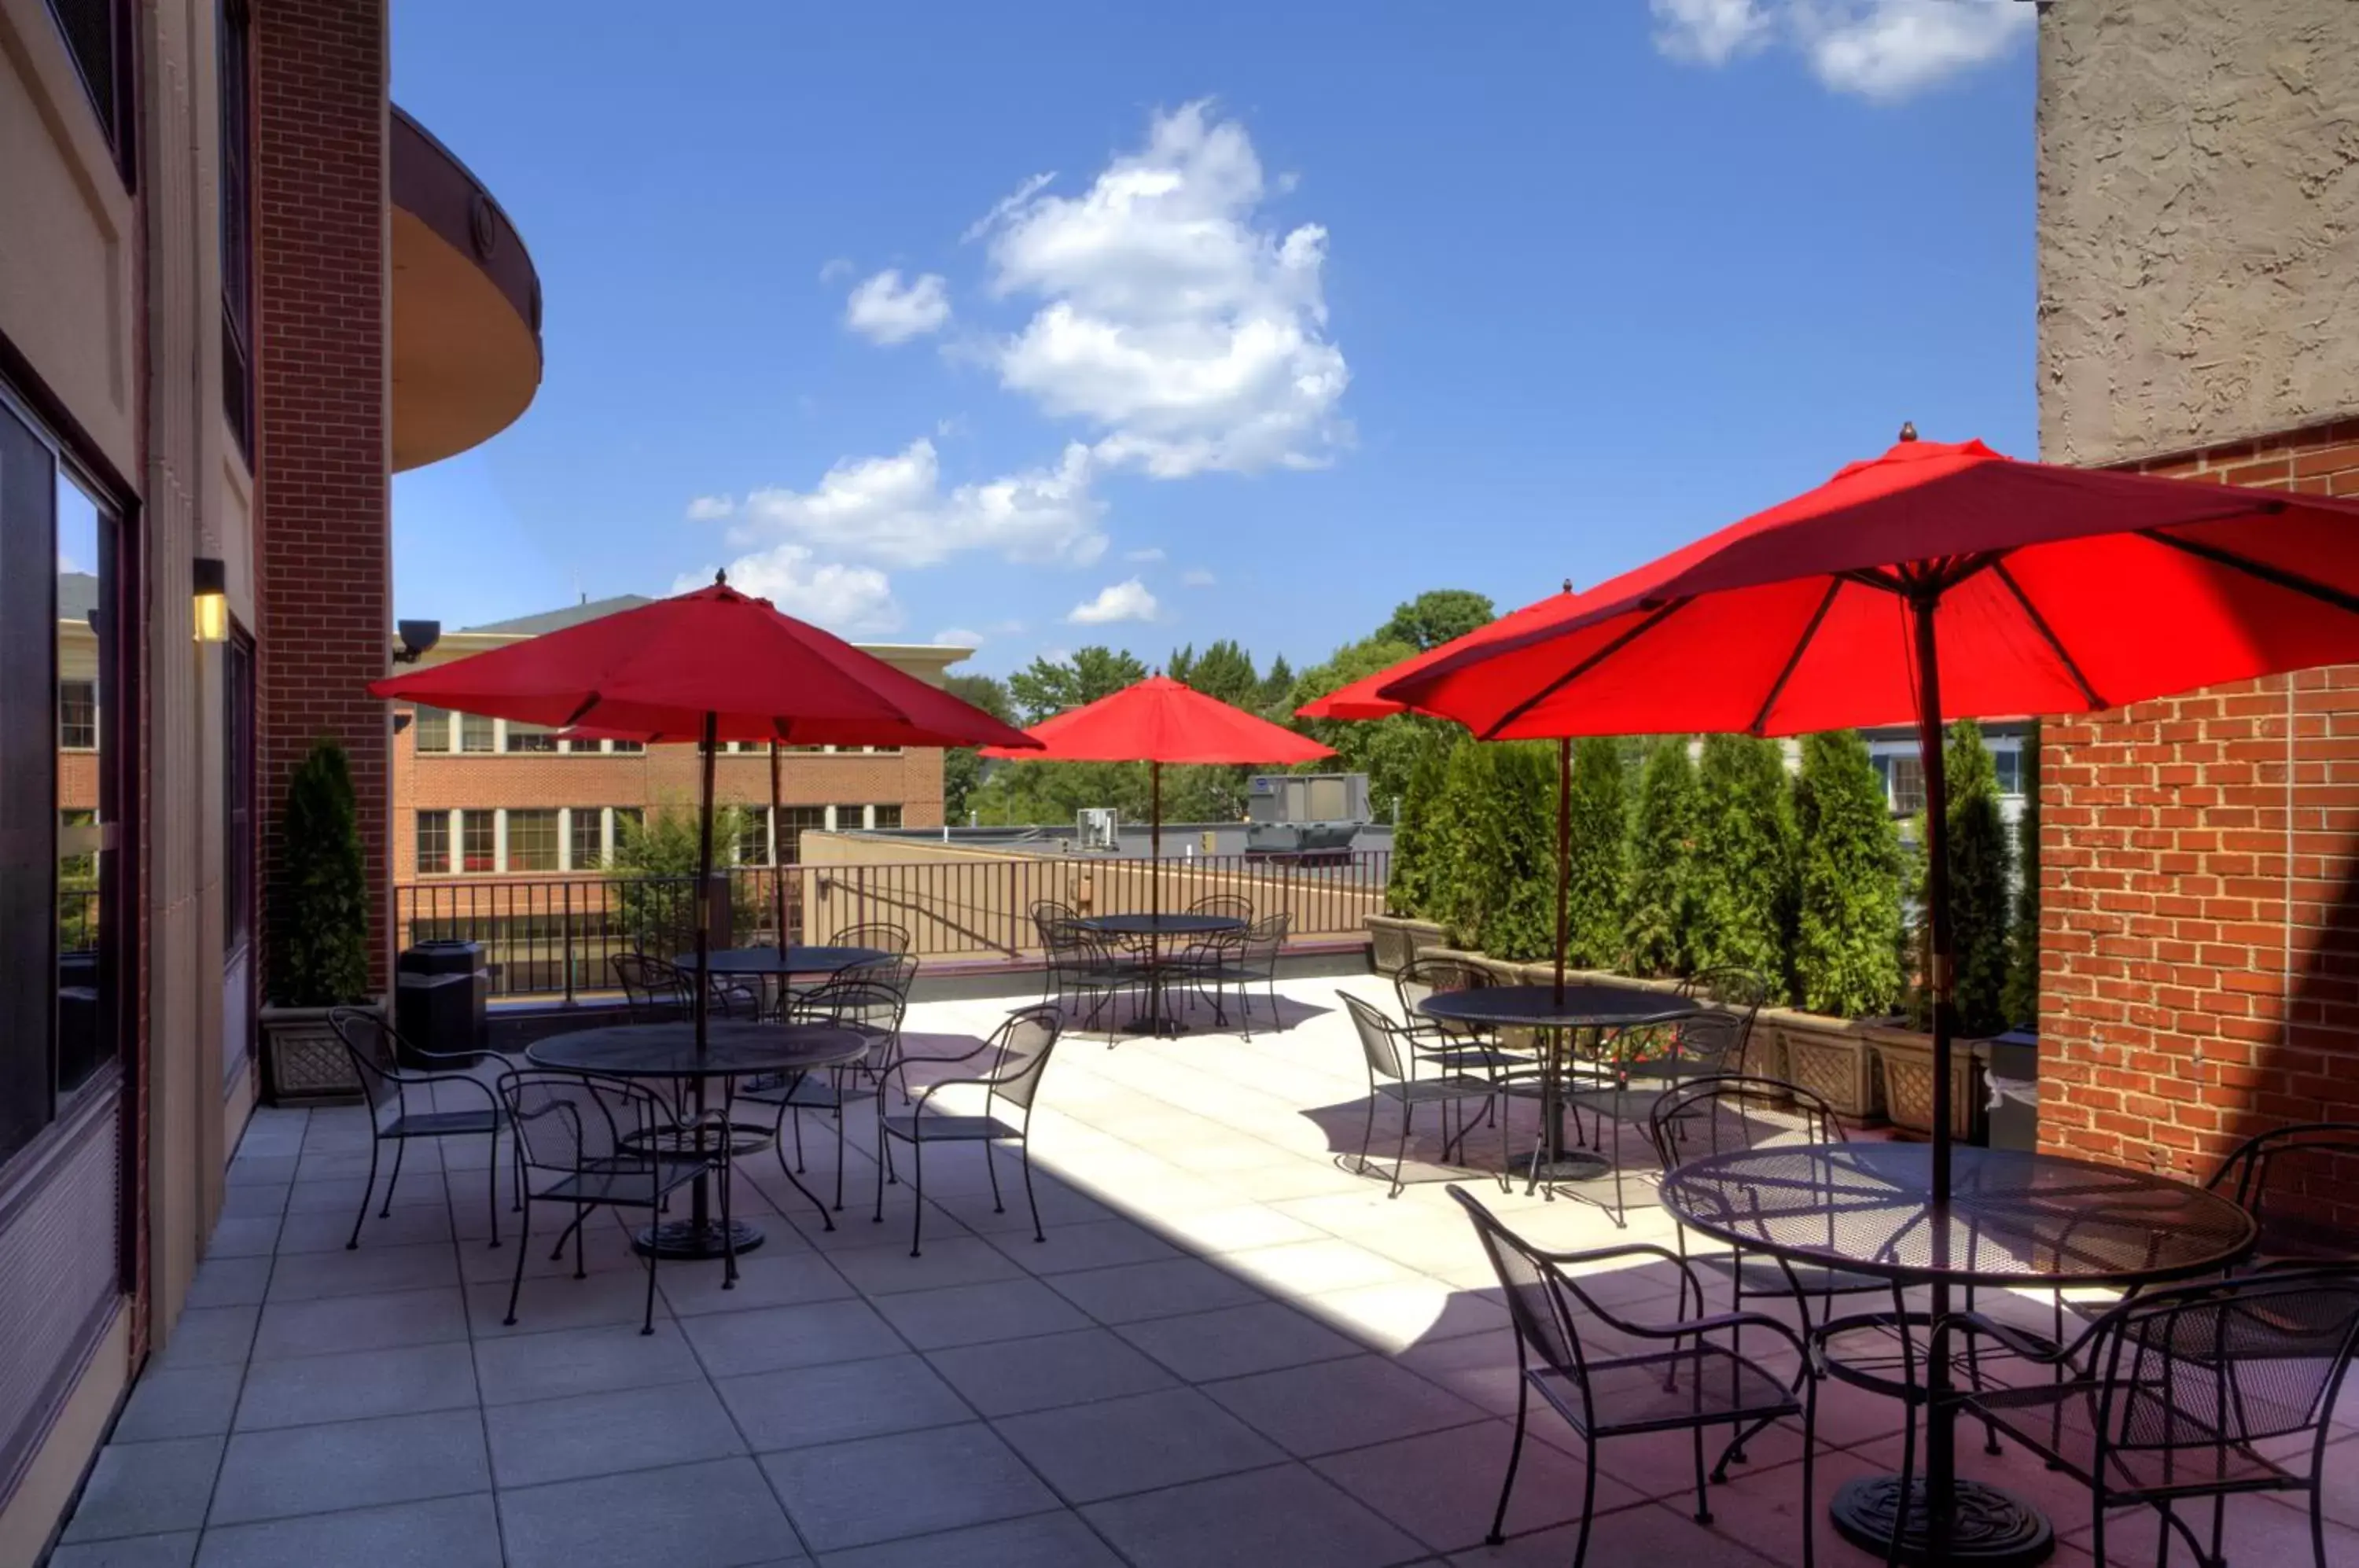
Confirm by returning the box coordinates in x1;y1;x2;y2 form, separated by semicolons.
390;0;2036;675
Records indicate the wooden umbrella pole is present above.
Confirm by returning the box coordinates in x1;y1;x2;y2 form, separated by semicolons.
770;741;786;957
1912;587;1960;1543
695;712;718;1054
1150;759;1162;927
1554;736;1570;1007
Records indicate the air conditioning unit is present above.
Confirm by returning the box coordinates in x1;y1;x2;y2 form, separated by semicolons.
1076;808;1118;852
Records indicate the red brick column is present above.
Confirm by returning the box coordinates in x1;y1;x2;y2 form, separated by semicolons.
253;0;392;992
2042;421;2359;1213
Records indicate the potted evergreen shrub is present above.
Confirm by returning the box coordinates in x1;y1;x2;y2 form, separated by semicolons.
259;739;377;1102
1367;732;1450;972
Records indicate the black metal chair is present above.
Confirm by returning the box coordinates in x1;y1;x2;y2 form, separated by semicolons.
1041;918;1132;1031
734;978;905;1225
1186;893;1254;923
1340;992;1511;1198
495;1069;705;1335
1450;1183;1816;1568
1395;954;1535;1080
1191;912;1290;1038
613;951;758;1021
2207;1121;2359;1266
874;1004;1064;1257
834;920;913;958
327;1007;506;1251
1936;1265;2359;1568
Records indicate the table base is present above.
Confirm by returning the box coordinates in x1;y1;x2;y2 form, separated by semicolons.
634;1218;766;1261
1525;1151;1611;1187
1831;1475;2053;1566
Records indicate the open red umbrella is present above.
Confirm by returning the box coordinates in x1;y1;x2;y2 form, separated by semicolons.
981;675;1331;925
1294;583;1581;722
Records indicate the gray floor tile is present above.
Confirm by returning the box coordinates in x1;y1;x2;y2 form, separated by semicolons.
278;1202;455;1254
208;1409;489;1525
824;1235;1024;1296
57;1438;223;1543
153;1305;259;1371
498;1456;797;1568
657;1247;856;1316
46;1530;200;1566
870;1278;1093;1349
218;1183;290;1221
112;1365;245;1442
486;1380;745;1488
204;1216;282;1259
761;1422;1059;1551
184;1256;272;1310
1083;1462;1424;1568
265;1242;459;1302
987;1218;1184;1275
251;1287;468;1360
1115;1301;1364;1382
466;1268;668;1337
234;1341;478;1430
190;1494;503;1568
926;1327;1177;1417
1443;1501;1786;1566
1313;1422;1625;1552
680;1299;904;1378
1047;1258;1268;1324
811;1510;1122;1568
1204;1356;1489;1458
995;1386;1286;1503
225;1155;298;1187
473;1320;705;1405
282;1173;447;1216
300;1146;441;1183
717;1353;971;1452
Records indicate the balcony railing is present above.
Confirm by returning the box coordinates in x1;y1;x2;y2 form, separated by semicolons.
392;851;1391;1003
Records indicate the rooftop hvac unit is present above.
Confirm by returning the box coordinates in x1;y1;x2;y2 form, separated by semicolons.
1076;808;1118;852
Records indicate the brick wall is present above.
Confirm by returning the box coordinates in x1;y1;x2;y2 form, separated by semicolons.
2041;419;2359;1203
252;0;391;990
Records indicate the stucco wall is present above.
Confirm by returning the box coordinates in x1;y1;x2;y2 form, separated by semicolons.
2037;1;2359;466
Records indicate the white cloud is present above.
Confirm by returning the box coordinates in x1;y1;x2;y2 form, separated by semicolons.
1124;546;1166;563
685;495;734;521
974;101;1350;479
932;627;984;648
680;547;901;635
1180;567;1216;588
1653;0;2030;100
845;270;952;344
727;437;1105;569
817;257;855;284
1066;579;1159;626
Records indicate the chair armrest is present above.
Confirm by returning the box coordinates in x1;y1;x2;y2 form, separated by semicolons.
1633;1309;1809;1362
1929;1310;2081;1367
909;1075;993;1114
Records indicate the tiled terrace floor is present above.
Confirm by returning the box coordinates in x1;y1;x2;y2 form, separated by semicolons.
53;971;2359;1566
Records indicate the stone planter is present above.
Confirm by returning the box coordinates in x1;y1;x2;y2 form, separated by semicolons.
1761;1007;1884;1124
1364;913;1449;976
259;1003;372;1105
1869;1027;1984;1143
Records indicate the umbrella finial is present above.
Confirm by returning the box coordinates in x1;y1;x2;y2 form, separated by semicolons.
1897;421;1918;443
1562;578;1573;594
714;569;729;587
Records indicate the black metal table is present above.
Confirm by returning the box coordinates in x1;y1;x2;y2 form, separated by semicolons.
525;1021;868;1261
1415;984;1697;1194
1076;913;1247;1036
1659;1143;2258;1565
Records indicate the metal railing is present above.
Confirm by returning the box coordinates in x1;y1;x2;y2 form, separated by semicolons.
393;850;1389;1002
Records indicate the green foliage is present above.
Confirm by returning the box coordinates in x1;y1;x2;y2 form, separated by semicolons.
609;803;756;951
1793;731;1904;1018
2003;723;2042;1029
270;739;371;1007
1624;738;1699;977
1007;646;1147;724
1377;589;1495;652
1430;737;1557;961
1912;721;2015;1037
1562;738;1628;969
1288;635;1437;822
1168;639;1261;710
1687;734;1796;996
940;672;1014;824
1386;731;1452;918
1257;655;1295;718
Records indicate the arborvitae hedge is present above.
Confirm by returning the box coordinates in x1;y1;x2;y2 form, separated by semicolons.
1385;730;1452;919
1688;734;1796;996
270;739;371;1007
1562;737;1629;969
1793;730;1904;1018
1943;720;2015;1038
1624;738;1699;977
1430;734;1557;961
2002;721;2042;1030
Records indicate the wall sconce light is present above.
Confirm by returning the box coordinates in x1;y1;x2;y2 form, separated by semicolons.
393;619;442;664
193;556;228;642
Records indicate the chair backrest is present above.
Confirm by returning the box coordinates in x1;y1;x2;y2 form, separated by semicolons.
981;1005;1065;1115
1188;893;1254;923
834;922;913;958
791;977;907;1040
2093;1267;2359;1457
1340;992;1411;1085
497;1069;648;1175
2206;1123;2359;1264
327;1007;413;1123
1676;966;1768;1075
1395;954;1491;1026
1645;1073;1843;1173
1682;966;1770;1012
1242;911;1288;960
611;953;688;1021
1030;900;1079;945
1448;1184;1591;1384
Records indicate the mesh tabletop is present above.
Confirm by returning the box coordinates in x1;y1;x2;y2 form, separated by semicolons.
676;945;889;976
1658;1143;2257;1288
1078;913;1246;937
524;1021;869;1080
1416;983;1699;1032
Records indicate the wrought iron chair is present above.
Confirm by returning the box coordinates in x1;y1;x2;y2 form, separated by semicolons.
1186;893;1254;923
1339;993;1511;1198
874;1004;1065;1257
327;1007;506;1251
613;951;758;1021
1936;1265;2359;1568
733;977;905;1225
1040;918;1132;1031
1395;954;1535;1080
1188;912;1290;1038
1450;1184;1816;1568
833;920;913;957
2207;1121;2359;1266
495;1069;706;1335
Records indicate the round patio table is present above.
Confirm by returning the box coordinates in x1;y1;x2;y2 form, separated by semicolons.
1659;1143;2258;1565
1416;984;1697;1195
525;1021;869;1261
1076;913;1247;1036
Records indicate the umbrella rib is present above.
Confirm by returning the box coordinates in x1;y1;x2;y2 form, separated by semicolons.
1747;577;1843;736
1990;559;2106;709
561;691;602;728
2141;528;2359;618
1478;598;1690;741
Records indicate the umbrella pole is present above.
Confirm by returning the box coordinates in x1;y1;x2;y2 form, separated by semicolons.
1911;591;1960;1547
696;713;718;1054
1554;738;1570;1007
1150;759;1162;927
771;742;786;958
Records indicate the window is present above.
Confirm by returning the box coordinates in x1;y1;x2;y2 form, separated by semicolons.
460;810;495;873
46;0;135;184
410;706;452;753
507;809;558;872
459;712;495;753
505;722;558;754
832;804;864;833
416;811;450;875
1875;753;1926;818
778;806;826;863
613;808;644;845
58;680;95;749
737;808;771;867
224;633;253;951
606;738;643;754
569;808;605;869
1992;746;2024;799
872;804;903;830
866;746;902;756
217;0;254;458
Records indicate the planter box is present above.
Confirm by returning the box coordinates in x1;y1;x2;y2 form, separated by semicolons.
260;1003;372;1106
1761;1008;1883;1124
1365;914;1449;976
1868;1027;1983;1143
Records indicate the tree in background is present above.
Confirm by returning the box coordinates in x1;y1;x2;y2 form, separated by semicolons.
610;802;756;951
1793;730;1904;1018
1168;639;1261;710
269;740;371;1007
1257;655;1295;719
1386;730;1452;918
1007;646;1147;723
1562;738;1628;968
940;672;1014;825
1378;589;1495;652
1431;737;1556;961
1623;737;1698;977
1287;635;1435;822
1936;720;2014;1038
1688;734;1797;995
2003;723;2042;1029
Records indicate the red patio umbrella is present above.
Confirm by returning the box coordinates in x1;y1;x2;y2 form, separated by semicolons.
372;575;1040;1045
981;675;1331;924
1294;583;1582;722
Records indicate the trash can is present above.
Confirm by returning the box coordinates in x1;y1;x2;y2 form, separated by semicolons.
396;940;488;1065
1977;1028;2039;1151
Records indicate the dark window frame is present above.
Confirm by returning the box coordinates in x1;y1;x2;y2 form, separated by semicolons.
217;0;255;462
459;810;495;874
506;808;559;873
57;679;96;750
43;0;138;187
416;811;450;877
568;808;604;870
